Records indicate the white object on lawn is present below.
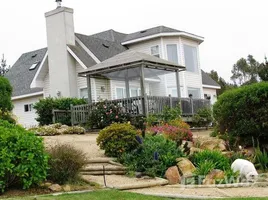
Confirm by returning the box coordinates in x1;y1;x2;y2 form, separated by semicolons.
231;159;258;182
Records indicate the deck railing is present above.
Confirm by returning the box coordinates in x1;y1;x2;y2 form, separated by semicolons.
53;95;211;126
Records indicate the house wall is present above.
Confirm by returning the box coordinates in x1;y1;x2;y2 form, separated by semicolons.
203;87;218;105
126;36;204;98
12;95;43;127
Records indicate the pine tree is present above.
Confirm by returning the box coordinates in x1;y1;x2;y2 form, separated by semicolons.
0;54;10;76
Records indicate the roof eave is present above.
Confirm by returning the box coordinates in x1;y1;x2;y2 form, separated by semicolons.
122;32;204;45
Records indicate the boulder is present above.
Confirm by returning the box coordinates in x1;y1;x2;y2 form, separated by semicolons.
165;166;181;184
48;184;62;192
176;158;196;176
203;169;225;185
195;137;226;151
62;185;71;192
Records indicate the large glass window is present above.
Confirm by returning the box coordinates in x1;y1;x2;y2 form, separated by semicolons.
188;87;201;98
183;45;198;73
151;45;160;58
116;87;126;99
167;44;179;64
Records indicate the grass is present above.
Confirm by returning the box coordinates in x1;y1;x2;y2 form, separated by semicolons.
5;190;268;200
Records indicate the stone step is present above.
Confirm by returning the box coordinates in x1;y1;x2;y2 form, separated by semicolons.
86;158;115;164
80;171;126;175
82;165;126;172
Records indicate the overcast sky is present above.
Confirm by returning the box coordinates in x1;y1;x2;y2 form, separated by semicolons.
1;0;268;82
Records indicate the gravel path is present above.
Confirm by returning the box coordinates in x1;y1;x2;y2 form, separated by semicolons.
43;134;105;159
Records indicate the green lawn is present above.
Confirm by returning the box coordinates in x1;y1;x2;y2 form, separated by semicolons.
5;190;268;200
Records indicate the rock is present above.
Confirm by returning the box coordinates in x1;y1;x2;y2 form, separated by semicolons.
62;185;71;192
48;184;62;192
135;172;143;178
195;137;226;151
176;158;196;176
190;147;203;155
203;169;225;185
165;166;181;185
44;182;53;188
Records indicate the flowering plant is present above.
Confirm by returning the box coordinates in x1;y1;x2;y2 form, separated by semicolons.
88;101;130;129
146;124;193;142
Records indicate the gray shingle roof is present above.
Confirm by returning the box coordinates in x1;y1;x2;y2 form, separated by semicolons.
5;48;47;97
91;29;127;43
201;70;221;87
68;42;96;68
75;33;127;62
122;26;181;43
79;50;185;76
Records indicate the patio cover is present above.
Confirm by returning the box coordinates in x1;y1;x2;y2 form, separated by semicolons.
78;50;185;77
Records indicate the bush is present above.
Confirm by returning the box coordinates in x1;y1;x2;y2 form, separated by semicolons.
34;97;87;126
192;107;213;127
0;120;48;192
97;123;139;157
47;144;87;184
168;119;191;130
0;76;13;112
146;124;193;143
213;82;268;146
29;123;86;136
0;109;16;124
190;150;230;171
194;160;216;176
146;105;181;126
254;145;268;172
88;101;130;129
119;135;184;177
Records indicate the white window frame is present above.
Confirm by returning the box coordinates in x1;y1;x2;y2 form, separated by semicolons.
115;87;126;99
187;87;201;99
24;104;33;112
150;45;160;58
166;44;179;64
183;44;199;73
79;87;88;99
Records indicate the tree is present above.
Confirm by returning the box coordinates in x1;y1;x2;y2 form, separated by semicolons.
259;57;268;81
0;54;10;76
0;76;13;111
231;55;260;85
207;70;235;96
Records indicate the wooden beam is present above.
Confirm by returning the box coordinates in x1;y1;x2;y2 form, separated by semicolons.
87;76;92;104
175;70;181;98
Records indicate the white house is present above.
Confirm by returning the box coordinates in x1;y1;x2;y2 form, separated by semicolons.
6;5;220;127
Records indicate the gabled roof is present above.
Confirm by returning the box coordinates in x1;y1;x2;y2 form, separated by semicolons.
75;33;127;62
201;70;221;88
79;50;185;76
91;29;127;43
5;48;47;97
67;42;97;68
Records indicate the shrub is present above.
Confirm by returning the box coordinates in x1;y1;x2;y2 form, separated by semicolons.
119;135;184;177
194;160;216;176
0;109;16;124
190;150;230;171
0;76;13;112
146;124;193;143
29;124;86;136
0;120;49;192
34;97;87;126
213;82;268;146
146;105;181;126
47;144;87;184
168;119;191;130
88;101;130;129
254;146;268;172
192;107;213;127
97;123;139;157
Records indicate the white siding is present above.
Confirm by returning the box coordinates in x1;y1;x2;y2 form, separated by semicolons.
203;87;218;105
127;38;162;56
12;95;43;128
44;73;50;97
76;63;96;101
95;78;111;100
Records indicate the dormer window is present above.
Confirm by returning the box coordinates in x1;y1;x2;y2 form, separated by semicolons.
151;45;160;58
29;62;39;70
102;44;109;48
140;30;147;33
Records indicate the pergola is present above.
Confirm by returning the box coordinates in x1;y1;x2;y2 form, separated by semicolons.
78;50;185;104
